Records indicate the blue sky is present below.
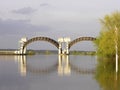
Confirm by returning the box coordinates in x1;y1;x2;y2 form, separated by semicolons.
0;0;120;50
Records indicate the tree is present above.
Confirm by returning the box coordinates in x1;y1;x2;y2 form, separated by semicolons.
94;12;120;57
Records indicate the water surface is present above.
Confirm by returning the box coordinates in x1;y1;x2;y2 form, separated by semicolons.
0;55;100;90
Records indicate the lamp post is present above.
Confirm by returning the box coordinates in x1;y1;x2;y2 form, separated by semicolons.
115;26;118;73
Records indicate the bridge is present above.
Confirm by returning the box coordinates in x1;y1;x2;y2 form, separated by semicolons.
15;36;96;55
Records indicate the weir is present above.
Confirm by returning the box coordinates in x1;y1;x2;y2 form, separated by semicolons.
16;36;96;55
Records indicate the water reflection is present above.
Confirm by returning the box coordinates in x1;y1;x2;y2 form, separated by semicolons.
95;57;120;90
58;55;71;76
15;55;57;76
15;55;27;76
15;55;95;76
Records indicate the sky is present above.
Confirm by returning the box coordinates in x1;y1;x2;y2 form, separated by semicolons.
0;0;120;50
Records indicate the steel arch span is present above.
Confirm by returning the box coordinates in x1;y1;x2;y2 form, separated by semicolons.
69;37;96;49
22;36;59;54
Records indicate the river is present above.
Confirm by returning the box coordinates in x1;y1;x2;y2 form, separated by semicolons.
0;55;119;90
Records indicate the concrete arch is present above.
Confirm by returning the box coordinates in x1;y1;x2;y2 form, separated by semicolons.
22;37;59;54
69;37;96;49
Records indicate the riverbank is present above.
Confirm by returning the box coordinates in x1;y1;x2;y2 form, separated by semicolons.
0;49;16;55
0;49;35;55
0;49;96;55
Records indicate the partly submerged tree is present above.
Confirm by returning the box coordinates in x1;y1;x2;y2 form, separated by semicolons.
95;57;120;90
94;12;120;57
95;12;120;89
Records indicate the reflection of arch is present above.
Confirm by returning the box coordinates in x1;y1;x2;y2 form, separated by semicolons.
58;55;95;75
26;63;57;74
20;57;57;75
69;37;96;49
17;55;95;76
70;63;95;74
22;37;59;54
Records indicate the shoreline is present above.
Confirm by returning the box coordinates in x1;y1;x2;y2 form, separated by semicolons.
0;49;96;55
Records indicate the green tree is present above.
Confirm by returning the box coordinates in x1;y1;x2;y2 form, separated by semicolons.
94;12;120;57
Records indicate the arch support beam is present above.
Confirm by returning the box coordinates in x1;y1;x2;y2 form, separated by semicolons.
69;37;96;49
21;37;59;55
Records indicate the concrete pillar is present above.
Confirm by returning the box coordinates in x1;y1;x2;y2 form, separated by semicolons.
19;37;27;55
58;42;62;54
64;37;71;55
58;38;64;55
23;47;27;55
66;42;69;55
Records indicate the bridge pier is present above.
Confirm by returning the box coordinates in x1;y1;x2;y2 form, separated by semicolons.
66;42;69;55
58;42;62;55
64;37;71;55
19;37;27;55
58;37;71;55
58;38;64;55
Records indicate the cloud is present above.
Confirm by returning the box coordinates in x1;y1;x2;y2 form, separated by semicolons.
39;3;54;9
12;7;37;15
0;19;51;35
40;3;50;7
